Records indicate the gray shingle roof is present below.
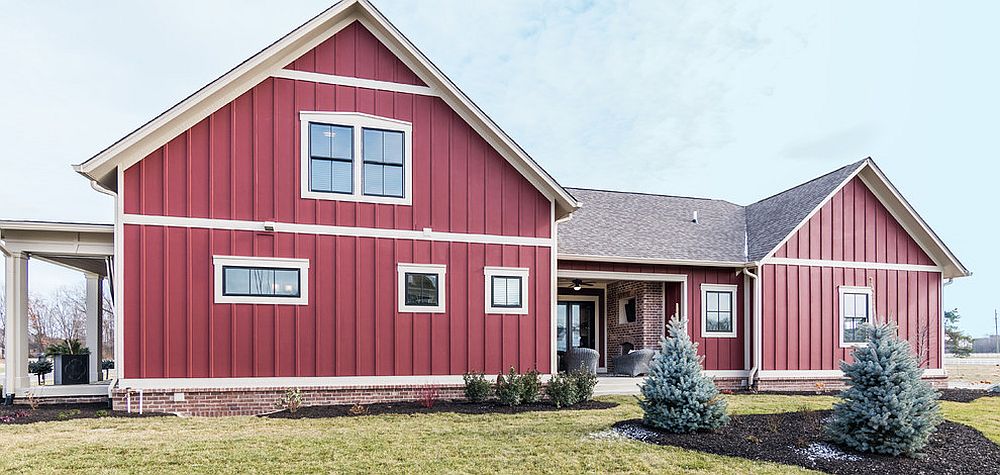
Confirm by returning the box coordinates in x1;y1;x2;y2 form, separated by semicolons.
558;160;868;264
558;189;747;263
745;159;866;261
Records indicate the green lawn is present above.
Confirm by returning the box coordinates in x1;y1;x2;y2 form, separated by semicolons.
0;394;997;474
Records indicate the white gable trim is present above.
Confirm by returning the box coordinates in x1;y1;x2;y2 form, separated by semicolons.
272;69;438;96
74;0;578;217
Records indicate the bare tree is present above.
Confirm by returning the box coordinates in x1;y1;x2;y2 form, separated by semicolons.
47;285;87;342
27;294;53;356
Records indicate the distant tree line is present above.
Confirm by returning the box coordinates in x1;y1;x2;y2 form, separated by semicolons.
0;284;114;359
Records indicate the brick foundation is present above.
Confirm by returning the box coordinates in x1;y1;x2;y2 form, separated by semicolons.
755;376;948;392
111;385;466;417
15;395;109;406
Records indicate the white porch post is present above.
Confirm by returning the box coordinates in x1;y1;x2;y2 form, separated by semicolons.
85;273;103;383
4;252;30;396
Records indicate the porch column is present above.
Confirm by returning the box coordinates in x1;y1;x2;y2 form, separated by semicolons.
85;273;103;383
4;252;30;396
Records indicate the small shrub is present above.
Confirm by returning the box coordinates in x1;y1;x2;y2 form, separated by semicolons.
545;373;579;408
745;434;761;444
277;388;304;414
56;408;81;420
25;390;39;411
0;410;31;424
44;339;89;356
496;368;523;407
28;358;53;385
570;367;597;402
95;410;109;418
462;372;492;403
101;359;115;380
519;370;541;404
419;385;439;409
348;404;368;416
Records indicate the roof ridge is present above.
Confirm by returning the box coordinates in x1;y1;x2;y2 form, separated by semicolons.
748;158;869;206
566;186;740;205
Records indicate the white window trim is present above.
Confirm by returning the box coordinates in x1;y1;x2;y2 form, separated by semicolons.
398;263;446;313
213;255;310;305
300;111;413;205
839;286;874;348
484;266;529;315
700;284;738;338
618;296;637;324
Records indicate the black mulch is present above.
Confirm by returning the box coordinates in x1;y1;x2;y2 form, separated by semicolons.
265;399;617;419
0;403;168;425
938;388;998;403
613;411;1000;475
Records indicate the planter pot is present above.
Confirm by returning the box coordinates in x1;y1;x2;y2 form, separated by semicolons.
53;354;90;385
3;394;14;405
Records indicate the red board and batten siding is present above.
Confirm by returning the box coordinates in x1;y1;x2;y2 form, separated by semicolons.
557;260;747;371
119;22;554;379
774;177;934;265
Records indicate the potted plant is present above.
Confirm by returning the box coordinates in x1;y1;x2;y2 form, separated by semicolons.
101;359;115;380
28;357;54;384
45;339;90;385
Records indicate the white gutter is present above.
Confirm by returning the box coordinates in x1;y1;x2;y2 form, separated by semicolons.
90;180;117;197
743;264;762;388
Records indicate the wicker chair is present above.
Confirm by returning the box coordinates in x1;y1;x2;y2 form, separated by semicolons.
611;349;655;377
564;347;600;375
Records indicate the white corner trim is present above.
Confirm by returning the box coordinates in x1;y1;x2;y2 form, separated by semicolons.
838;285;874;348
121;214;552;248
700;283;738;338
398;263;446;313
300;111;413;206
763;257;942;273
484;266;530;315
273;69;438;96
213;255;310;305
117;375;471;390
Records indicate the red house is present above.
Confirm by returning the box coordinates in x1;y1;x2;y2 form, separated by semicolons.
5;0;966;415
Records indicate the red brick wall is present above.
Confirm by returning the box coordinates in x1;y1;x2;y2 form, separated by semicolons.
606;281;664;372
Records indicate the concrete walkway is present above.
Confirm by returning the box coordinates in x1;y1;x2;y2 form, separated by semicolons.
595;376;644;396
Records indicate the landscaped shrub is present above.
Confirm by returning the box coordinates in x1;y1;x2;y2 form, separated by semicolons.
825;322;942;456
545;373;579;408
28;358;53;385
101;359;115;380
519;370;541;404
571;367;597;402
462;372;492;403
639;316;729;433
418;385;439;409
277;388;304;414
496;368;523;406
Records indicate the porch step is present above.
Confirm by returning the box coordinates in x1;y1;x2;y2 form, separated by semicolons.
594;376;643;395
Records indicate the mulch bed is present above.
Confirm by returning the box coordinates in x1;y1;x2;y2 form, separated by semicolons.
265;399;617;419
613;410;1000;475
0;403;167;425
938;388;998;403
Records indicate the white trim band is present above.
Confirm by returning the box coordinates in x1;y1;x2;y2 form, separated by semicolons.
765;257;941;273
122;214;552;247
273;69;439;96
757;368;947;379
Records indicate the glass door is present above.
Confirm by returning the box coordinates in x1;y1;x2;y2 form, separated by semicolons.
557;300;597;370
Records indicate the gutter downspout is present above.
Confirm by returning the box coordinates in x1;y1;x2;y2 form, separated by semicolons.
744;264;762;388
90;180;116;197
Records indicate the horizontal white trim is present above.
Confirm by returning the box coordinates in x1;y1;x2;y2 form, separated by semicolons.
764;257;941;273
484;266;530;315
558;253;746;268
557;269;688;282
703;370;750;378
273;68;438;96
398;263;446;313
122;214;552;247
18;383;111;398
116;374;556;390
213;255;310;305
758;368;947;379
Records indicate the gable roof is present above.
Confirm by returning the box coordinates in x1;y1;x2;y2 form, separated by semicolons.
559;159;969;279
558;188;747;265
745;159;866;262
73;0;579;218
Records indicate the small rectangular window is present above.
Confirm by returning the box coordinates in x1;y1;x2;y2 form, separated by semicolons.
484;267;530;314
840;287;873;346
624;297;637;323
214;256;310;305
701;284;737;337
363;128;405;198
309;123;353;194
398;263;446;313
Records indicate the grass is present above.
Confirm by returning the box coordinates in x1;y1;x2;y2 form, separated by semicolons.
0;393;996;474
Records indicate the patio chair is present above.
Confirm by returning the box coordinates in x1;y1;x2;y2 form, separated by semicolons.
611;349;655;377
565;347;599;375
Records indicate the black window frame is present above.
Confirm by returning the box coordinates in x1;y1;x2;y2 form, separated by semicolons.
842;292;871;344
490;275;523;308
404;272;440;307
361;127;405;198
308;122;354;195
623;297;637;323
221;266;302;298
704;290;734;333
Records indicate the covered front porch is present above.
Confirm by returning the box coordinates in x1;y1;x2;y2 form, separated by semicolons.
1;220;115;400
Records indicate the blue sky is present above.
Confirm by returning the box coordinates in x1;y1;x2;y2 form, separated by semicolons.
1;1;997;336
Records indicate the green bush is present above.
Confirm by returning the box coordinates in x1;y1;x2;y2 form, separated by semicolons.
495;368;526;406
462;372;492;403
28;358;53;384
545;373;579;408
519;370;541;404
825;322;941;456
571;367;597;402
639;316;729;433
45;339;89;356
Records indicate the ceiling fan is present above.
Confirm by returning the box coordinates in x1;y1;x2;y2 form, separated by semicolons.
565;279;596;291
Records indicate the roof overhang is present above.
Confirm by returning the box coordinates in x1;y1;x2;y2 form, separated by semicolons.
72;0;579;218
0;220;115;274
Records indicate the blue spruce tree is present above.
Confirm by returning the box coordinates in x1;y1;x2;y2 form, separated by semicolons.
826;322;942;456
639;316;729;432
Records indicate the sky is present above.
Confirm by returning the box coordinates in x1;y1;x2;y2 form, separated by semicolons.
0;1;997;336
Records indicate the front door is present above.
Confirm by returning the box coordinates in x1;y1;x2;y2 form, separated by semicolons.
557;300;598;370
